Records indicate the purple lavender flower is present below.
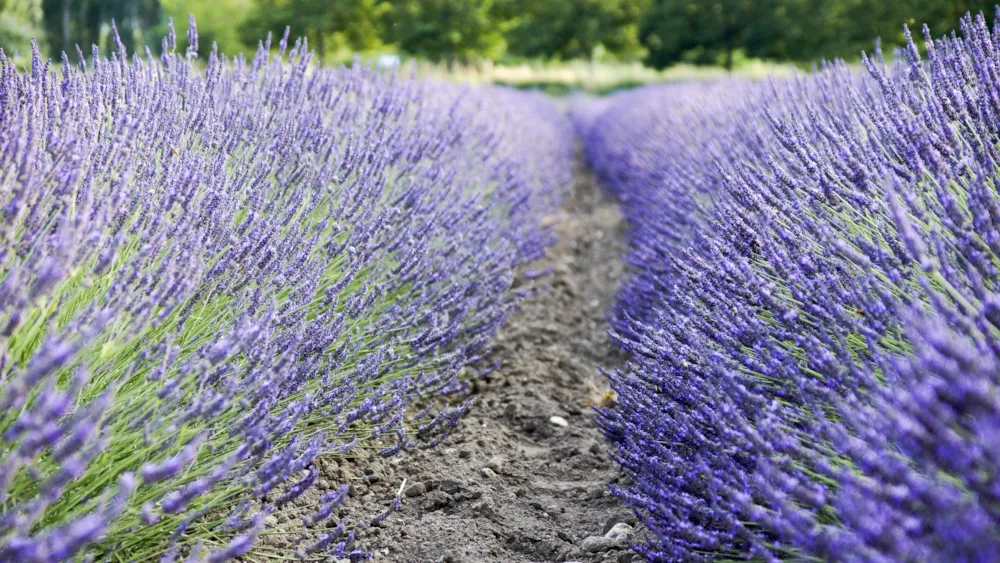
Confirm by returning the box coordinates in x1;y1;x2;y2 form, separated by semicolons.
578;9;1000;562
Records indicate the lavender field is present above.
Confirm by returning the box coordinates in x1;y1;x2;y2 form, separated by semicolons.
4;8;1000;563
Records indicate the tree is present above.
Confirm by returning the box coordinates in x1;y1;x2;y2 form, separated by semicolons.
40;0;160;59
0;0;45;60
503;0;648;61
240;0;386;63
158;0;253;58
640;0;794;70
830;0;1000;59
384;0;506;68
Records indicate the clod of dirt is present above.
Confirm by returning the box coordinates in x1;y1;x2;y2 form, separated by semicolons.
472;496;497;517
581;536;622;553
423;491;453;510
487;456;505;474
404;482;427;498
604;523;635;542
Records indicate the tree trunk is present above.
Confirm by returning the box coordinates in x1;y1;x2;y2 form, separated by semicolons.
316;32;325;66
724;46;733;72
79;0;90;53
62;0;71;55
128;0;140;54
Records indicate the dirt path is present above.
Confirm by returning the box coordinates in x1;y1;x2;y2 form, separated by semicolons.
256;163;633;563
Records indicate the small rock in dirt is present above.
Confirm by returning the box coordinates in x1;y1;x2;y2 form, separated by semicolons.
316;479;331;490
618;552;639;563
504;403;517;416
550;415;569;427
265;515;278;527
480;467;498;479
404;482;427;497
603;513;639;534
423;490;452;510
472;496;496;517
605;523;635;542
458;450;472;460
486;456;504;474
557;530;573;543
581;536;621;553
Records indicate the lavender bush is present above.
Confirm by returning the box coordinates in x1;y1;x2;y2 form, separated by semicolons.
579;10;1000;562
0;18;571;561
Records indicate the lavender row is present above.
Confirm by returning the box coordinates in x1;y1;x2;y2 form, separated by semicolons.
578;10;1000;562
0;18;572;562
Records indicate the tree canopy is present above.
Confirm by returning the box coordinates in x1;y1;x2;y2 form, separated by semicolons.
640;0;1000;70
40;0;159;59
503;0;648;61
240;0;385;61
0;0;45;58
384;0;505;65
9;0;1000;68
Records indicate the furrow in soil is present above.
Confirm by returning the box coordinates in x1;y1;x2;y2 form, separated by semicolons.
257;162;632;563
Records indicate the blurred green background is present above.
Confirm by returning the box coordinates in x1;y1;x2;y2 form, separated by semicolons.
0;0;996;92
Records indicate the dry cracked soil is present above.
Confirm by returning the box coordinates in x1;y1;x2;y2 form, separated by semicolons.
255;162;637;563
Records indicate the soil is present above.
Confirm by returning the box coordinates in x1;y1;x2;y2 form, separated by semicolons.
255;163;635;563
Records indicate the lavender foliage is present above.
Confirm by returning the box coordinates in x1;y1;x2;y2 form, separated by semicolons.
0;20;571;561
579;10;1000;562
